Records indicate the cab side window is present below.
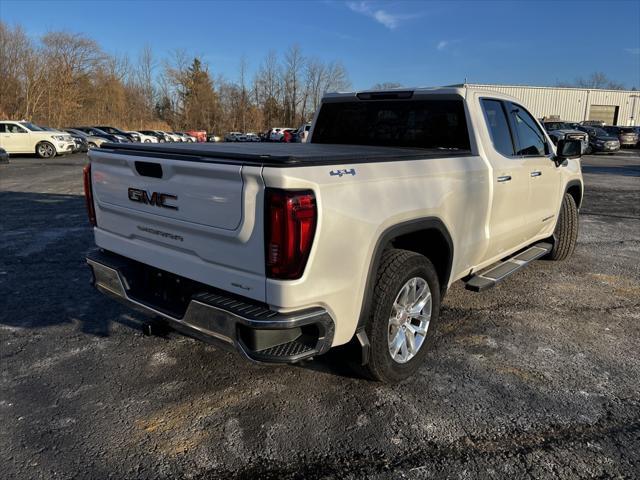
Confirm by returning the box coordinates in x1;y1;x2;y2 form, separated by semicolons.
509;104;547;156
481;99;515;156
6;123;27;134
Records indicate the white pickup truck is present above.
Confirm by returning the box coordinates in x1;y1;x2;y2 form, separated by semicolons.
84;87;583;382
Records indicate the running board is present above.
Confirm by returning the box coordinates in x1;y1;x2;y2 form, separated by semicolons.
465;242;552;292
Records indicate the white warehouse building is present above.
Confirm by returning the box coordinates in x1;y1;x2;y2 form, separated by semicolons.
461;83;640;126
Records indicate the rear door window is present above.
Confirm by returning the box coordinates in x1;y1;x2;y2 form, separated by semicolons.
509;103;547;156
481;99;515;156
312;99;470;150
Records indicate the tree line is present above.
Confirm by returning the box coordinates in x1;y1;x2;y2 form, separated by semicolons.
0;22;351;133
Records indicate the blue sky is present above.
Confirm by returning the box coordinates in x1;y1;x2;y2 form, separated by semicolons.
1;0;639;89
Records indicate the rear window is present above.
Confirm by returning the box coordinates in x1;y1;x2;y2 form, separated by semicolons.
312;99;470;150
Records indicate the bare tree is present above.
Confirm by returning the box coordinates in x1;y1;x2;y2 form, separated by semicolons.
557;72;626;90
0;21;353;133
283;44;305;126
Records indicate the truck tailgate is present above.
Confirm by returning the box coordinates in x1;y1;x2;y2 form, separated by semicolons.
88;148;266;301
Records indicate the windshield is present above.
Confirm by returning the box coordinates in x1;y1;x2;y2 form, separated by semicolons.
544;122;571;131
19;121;45;131
312;99;470;150
591;128;608;137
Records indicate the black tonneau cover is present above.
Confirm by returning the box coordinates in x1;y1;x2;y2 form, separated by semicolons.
99;142;471;167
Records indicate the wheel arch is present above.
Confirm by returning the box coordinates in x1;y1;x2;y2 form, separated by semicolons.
356;217;453;334
565;179;583;209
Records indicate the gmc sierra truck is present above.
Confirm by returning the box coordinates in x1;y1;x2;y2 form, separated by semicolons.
84;87;583;382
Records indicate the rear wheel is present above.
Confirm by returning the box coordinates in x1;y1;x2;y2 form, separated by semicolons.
362;249;441;383
144;139;151;143
36;141;56;159
88;142;97;149
547;193;578;261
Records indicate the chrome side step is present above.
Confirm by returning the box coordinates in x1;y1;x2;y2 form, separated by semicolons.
465;242;552;292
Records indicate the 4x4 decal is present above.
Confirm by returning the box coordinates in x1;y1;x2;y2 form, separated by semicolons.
330;168;356;177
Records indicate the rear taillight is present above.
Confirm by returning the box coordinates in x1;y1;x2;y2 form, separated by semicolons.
265;189;317;280
83;164;97;226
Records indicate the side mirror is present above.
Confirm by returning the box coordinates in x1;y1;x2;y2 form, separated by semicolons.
555;138;582;164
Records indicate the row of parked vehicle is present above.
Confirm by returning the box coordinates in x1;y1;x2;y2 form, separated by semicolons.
0;120;212;158
540;118;640;155
223;124;312;143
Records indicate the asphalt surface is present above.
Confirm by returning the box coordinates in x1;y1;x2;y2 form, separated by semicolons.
1;150;639;479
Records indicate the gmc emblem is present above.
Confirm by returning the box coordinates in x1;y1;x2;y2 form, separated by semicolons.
128;188;178;210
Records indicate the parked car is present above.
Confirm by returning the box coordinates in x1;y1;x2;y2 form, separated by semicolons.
138;130;168;143
38;125;89;153
0;147;9;164
66;130;89;153
295;123;312;143
183;132;198;142
282;129;294;143
41;126;87;153
157;130;181;142
245;133;261;142
207;133;222;142
269;127;290;142
0;120;75;158
173;132;195;143
631;127;640;148
602;126;639;148
84;86;584;383
186;130;207;142
541;120;589;154
71;127;122;144
225;132;247;142
575;126;620;154
95;126;139;142
581;120;606;127
64;129;109;149
127;131;157;143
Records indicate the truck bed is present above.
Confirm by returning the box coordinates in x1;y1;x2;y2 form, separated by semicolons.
99;142;471;167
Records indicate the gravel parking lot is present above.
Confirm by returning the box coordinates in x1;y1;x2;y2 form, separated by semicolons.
1;151;639;479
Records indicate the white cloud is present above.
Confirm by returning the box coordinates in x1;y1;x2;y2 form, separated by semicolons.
437;40;448;51
346;1;420;30
625;47;640;55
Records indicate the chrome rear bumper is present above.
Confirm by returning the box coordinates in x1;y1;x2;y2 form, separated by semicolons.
86;249;334;363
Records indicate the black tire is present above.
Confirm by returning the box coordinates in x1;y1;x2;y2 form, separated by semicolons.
88;142;97;149
547;193;578;261
36;141;56;159
361;249;441;383
144;139;151;143
585;145;593;155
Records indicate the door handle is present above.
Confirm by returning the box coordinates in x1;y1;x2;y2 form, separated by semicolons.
530;171;542;177
497;175;512;183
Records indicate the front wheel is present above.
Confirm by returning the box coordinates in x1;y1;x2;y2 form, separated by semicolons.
36;141;56;159
547;193;578;261
144;139;151;143
362;249;441;383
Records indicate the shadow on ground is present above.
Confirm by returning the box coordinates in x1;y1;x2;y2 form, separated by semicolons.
0;191;144;337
